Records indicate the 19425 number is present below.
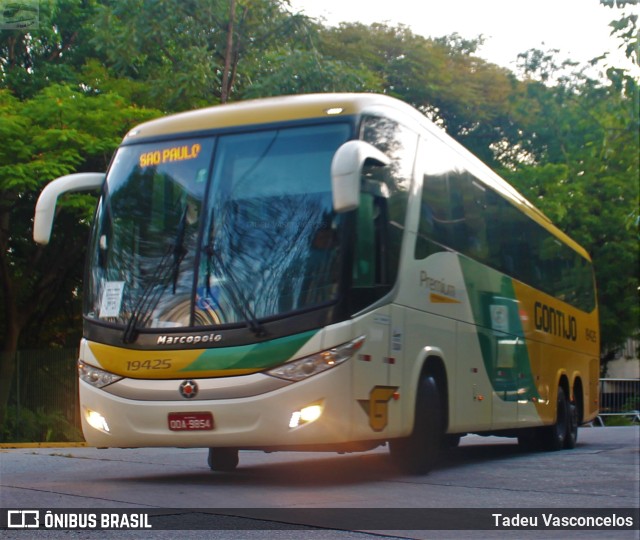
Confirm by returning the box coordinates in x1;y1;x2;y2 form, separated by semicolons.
127;359;172;371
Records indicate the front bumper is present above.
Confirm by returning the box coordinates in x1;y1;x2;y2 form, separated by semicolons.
79;363;355;449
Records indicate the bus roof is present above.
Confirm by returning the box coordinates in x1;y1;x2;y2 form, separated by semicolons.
123;93;591;262
124;93;393;140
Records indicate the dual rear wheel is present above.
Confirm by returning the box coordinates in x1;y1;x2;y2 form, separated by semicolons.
518;385;578;451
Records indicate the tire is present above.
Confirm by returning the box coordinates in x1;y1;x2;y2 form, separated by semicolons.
389;375;443;474
564;400;578;449
444;434;461;449
539;386;569;451
517;429;540;451
207;448;239;471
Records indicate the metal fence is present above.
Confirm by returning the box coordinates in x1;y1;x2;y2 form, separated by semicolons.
597;378;640;424
1;348;81;443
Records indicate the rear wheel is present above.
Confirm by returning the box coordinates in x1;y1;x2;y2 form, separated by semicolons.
539;386;569;451
517;429;540;451
389;375;443;474
207;448;239;471
564;399;578;449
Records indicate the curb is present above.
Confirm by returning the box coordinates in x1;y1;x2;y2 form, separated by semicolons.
0;442;88;449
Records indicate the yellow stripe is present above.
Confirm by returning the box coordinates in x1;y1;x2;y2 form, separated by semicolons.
0;442;87;449
88;342;203;379
430;292;461;304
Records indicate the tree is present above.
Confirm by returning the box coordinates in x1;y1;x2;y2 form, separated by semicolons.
0;0;100;98
316;23;521;167
0;85;159;427
241;49;382;97
90;0;312;110
501;46;639;355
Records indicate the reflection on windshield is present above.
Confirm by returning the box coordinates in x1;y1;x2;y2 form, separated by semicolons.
85;123;350;332
197;124;350;326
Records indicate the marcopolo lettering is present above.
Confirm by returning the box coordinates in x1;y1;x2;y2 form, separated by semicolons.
534;301;577;341
157;333;222;345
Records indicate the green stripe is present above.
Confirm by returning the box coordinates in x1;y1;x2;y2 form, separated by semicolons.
181;330;318;372
459;256;539;402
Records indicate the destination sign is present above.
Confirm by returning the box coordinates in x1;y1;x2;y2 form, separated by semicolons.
138;143;202;167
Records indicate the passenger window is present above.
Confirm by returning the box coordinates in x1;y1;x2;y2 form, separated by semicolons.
415;137;595;312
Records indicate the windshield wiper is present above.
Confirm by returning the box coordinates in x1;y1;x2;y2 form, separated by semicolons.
203;215;267;338
171;205;188;293
122;206;188;344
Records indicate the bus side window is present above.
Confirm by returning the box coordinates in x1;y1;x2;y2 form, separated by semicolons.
351;116;417;312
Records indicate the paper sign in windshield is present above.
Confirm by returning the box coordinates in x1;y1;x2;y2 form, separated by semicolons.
100;281;125;318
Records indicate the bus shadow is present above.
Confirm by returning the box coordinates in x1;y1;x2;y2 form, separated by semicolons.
111;437;539;488
437;437;525;470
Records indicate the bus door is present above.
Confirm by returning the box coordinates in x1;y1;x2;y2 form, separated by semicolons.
351;308;396;438
349;192;399;439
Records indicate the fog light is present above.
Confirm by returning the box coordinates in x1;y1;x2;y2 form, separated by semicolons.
85;409;110;433
289;402;323;429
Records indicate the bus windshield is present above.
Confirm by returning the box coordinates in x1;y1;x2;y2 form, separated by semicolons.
85;123;351;334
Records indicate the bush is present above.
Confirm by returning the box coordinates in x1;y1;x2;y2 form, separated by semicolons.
0;406;84;443
603;415;637;427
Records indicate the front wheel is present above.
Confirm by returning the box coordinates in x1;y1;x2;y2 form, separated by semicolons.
207;448;239;471
389;375;443;474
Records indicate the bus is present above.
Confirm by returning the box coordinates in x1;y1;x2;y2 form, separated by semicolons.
33;93;599;473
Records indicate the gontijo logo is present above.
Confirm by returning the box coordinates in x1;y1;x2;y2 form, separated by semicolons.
534;301;577;341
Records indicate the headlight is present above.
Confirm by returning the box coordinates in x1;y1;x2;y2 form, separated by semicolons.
78;360;122;388
267;335;365;382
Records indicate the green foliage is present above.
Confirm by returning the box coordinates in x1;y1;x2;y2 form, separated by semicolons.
0;84;160;427
316;22;520;166
0;0;637;376
502;53;639;353
0;84;160;344
1;406;83;443
600;0;638;64
90;0;310;109
602;415;638;427
242;49;382;97
0;0;101;98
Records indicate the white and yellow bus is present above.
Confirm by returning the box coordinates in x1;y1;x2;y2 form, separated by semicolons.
33;93;599;473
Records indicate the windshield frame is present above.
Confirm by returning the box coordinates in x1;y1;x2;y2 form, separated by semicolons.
83;118;356;348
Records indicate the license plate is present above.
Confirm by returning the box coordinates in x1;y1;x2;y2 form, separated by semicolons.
168;412;214;431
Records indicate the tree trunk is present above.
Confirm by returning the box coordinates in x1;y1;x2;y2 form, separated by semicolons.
0;321;20;431
220;0;236;103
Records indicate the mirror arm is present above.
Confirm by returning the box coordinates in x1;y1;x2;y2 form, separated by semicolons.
34;173;105;245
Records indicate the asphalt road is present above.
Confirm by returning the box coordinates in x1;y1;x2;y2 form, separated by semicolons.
1;426;638;539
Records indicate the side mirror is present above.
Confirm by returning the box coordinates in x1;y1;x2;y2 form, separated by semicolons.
33;172;105;245
331;140;390;213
